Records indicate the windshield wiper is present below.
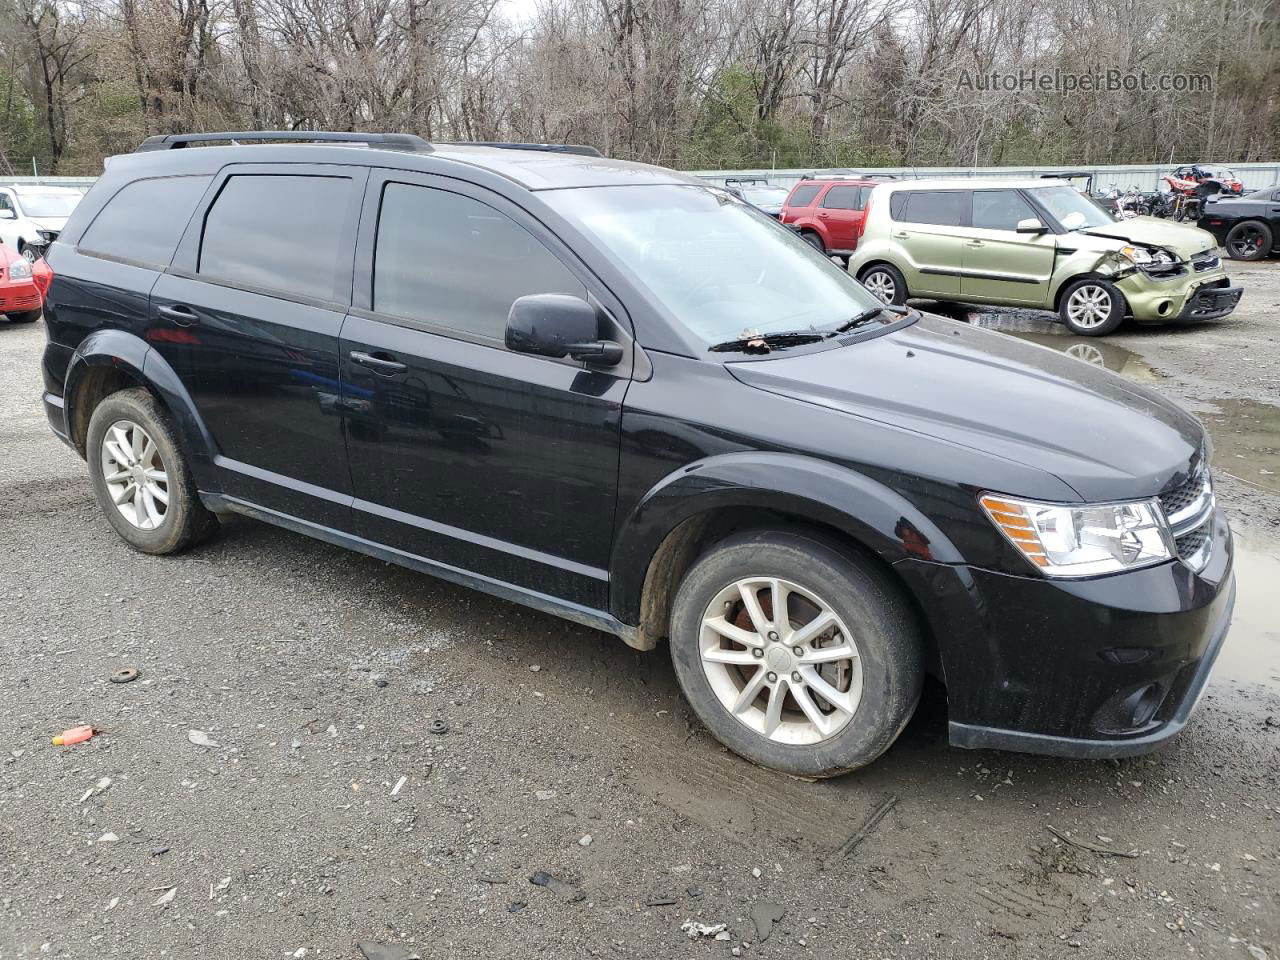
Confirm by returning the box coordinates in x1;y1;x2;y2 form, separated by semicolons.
708;331;824;354
828;307;887;336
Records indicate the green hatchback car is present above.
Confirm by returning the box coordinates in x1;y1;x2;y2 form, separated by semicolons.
847;178;1243;336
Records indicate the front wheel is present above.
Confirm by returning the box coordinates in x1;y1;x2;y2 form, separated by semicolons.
1225;221;1272;261
86;387;218;554
4;309;40;323
668;530;923;778
857;263;908;306
1059;277;1126;336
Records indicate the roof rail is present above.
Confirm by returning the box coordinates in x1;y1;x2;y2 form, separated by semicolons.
440;141;603;158
134;131;432;153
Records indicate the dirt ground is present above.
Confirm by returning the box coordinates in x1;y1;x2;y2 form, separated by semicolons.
1;261;1278;960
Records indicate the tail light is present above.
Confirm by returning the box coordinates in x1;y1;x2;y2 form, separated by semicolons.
856;194;873;241
32;257;53;296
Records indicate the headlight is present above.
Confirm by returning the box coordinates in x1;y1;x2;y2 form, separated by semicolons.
980;493;1172;577
1120;245;1174;266
7;259;32;280
37;229;55;242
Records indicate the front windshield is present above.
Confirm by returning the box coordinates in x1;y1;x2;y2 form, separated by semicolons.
741;187;789;206
545;184;885;345
17;192;80;218
1028;185;1115;231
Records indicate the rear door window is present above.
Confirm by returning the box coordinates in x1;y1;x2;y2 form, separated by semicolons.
971;190;1037;231
787;184;821;208
821;185;865;210
373;182;585;341
79;176;212;268
198;175;351;302
899;191;970;227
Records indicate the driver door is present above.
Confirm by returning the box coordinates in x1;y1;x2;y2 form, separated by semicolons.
340;172;631;609
960;189;1056;307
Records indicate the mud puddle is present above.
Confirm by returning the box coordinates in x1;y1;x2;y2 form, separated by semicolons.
1218;533;1280;692
927;302;1280;496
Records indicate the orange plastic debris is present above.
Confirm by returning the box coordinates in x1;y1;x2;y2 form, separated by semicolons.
52;725;95;746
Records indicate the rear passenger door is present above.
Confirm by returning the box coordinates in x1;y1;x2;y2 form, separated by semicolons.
781;183;822;226
889;190;969;297
150;164;366;528
339;171;629;610
816;185;865;252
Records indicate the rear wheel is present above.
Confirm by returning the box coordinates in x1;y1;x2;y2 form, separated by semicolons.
1059;277;1126;336
1224;221;1272;261
86;388;218;554
858;263;908;306
4;309;40;323
668;530;923;777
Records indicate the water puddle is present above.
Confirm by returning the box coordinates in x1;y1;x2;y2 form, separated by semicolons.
1217;533;1280;692
1193;399;1280;496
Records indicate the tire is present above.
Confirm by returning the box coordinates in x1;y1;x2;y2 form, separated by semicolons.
668;530;923;778
1224;220;1272;261
19;243;37;262
1058;277;1126;336
85;387;218;554
857;263;908;306
4;309;40;323
801;230;825;254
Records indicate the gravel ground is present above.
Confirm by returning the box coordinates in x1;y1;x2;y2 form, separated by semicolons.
1;263;1278;960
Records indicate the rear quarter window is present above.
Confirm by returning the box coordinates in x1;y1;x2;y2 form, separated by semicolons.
786;184;822;208
79;176;212;268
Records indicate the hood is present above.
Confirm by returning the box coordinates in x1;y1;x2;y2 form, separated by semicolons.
28;217;68;231
1079;217;1217;259
726;313;1204;502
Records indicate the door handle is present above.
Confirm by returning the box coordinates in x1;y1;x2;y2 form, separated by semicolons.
892;232;909;240
157;304;199;326
966;240;985;247
817;212;829;218
350;350;407;376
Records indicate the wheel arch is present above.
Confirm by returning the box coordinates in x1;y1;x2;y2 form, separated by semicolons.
610;452;957;676
64;330;219;488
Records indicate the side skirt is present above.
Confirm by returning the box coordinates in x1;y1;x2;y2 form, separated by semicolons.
201;492;640;647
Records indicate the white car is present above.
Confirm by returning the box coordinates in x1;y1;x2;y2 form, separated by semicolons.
0;184;83;261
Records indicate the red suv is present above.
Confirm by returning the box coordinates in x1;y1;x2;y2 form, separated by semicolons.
780;176;891;261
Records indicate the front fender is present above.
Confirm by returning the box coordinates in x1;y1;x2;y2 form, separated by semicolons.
609;451;963;626
64;329;220;488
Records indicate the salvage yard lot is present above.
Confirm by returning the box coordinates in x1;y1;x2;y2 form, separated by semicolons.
2;262;1279;959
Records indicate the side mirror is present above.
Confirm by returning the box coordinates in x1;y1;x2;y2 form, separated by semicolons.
506;294;623;367
0;208;16;220
1015;217;1047;234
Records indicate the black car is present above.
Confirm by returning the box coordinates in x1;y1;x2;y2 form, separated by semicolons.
1199;184;1280;260
40;131;1235;777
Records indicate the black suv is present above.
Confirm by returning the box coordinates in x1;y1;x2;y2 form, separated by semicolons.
41;132;1235;777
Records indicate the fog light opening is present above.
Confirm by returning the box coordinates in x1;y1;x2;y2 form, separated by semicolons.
1156;300;1173;317
1129;683;1164;728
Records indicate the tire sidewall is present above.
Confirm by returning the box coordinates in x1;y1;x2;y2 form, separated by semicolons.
858;263;908;306
669;532;921;777
86;389;208;554
1059;277;1126;336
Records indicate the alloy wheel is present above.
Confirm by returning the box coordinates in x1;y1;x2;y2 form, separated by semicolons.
699;576;863;745
21;246;36;262
1065;284;1112;329
100;419;170;530
863;270;896;304
1229;225;1265;259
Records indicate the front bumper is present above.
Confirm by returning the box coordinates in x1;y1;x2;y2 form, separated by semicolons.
896;508;1235;758
0;277;43;317
1117;264;1241;323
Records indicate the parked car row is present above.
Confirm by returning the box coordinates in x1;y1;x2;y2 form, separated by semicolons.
38;132;1235;778
0;184;82;262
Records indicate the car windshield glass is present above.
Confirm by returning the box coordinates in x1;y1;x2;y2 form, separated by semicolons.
1028;185;1114;231
545;184;886;346
741;187;789;205
16;192;80;218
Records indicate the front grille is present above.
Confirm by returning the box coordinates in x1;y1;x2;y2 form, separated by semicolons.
0;293;41;309
1160;469;1207;518
1175;526;1209;561
1192;251;1220;272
